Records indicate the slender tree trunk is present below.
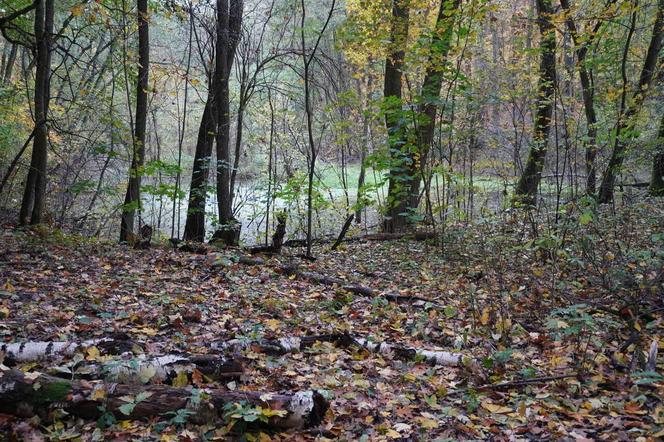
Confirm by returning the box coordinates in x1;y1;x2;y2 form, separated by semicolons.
559;0;614;195
412;0;460;209
649;113;664;196
211;0;243;245
2;43;17;84
183;92;215;242
598;0;664;203
215;0;232;226
119;0;150;242
19;0;53;225
383;0;410;233
300;0;336;257
171;12;193;240
514;0;557;206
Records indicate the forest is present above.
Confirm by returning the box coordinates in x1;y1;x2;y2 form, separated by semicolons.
0;0;663;439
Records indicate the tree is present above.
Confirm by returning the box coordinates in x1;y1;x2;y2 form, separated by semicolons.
382;0;460;232
300;0;337;257
18;0;53;225
559;0;616;195
382;0;410;232
513;0;556;206
119;0;150;242
211;0;243;245
649;112;664;196
598;0;664;203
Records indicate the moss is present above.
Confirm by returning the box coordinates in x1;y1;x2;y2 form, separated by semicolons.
37;380;72;403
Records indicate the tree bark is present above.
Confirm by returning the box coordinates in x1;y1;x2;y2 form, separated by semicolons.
120;0;150;242
0;337;136;365
598;0;664;203
383;0;410;233
19;0;53;225
559;0;615;195
650;112;664;196
2;42;17;83
0;369;328;429
184;93;215;242
49;354;243;384
514;0;557;206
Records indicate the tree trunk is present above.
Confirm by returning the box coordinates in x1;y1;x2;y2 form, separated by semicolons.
514;0;556;206
49;354;243;384
120;0;150;242
18;0;53;225
2;42;17;83
213;0;243;245
650;113;664;196
215;0;231;228
183;93;215;242
411;0;460;213
0;370;328;430
598;0;664;203
559;0;613;195
383;0;459;232
383;0;410;233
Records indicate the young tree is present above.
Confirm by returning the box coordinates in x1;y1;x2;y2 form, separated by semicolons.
649;112;664;196
559;0;616;195
18;0;53;225
211;0;243;245
300;0;337;257
382;0;461;232
513;0;556;206
598;0;664;203
382;0;410;232
119;0;150;242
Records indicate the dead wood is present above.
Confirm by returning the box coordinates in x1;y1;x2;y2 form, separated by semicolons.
0;369;328;429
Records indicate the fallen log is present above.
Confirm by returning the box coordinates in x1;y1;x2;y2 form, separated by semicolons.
331;214;354;251
212;332;466;367
0;337;137;365
281;230;436;248
277;264;440;307
0;369;328;429
49;354;244;384
212;333;355;356
354;338;465;367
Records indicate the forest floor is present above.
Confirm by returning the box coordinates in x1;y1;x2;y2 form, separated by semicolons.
0;200;663;441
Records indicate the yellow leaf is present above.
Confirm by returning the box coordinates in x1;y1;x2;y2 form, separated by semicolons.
91;385;106;400
86;346;100;361
0;306;9;318
172;370;189;387
416;416;439;429
385;429;401;438
480;308;490;325
71;4;85;16
481;402;512;414
265;319;281;331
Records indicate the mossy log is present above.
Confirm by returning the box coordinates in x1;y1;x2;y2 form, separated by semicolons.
0;369;329;429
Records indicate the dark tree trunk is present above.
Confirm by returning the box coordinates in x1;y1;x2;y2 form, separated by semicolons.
383;0;410;233
650;113;664;196
19;0;53;225
213;0;243;245
120;0;150;242
183;93;215;242
598;0;664;203
559;0;614;195
411;0;460;210
513;0;556;206
2;42;17;83
383;0;459;232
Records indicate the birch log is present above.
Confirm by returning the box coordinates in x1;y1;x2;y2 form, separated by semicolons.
0;369;328;429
